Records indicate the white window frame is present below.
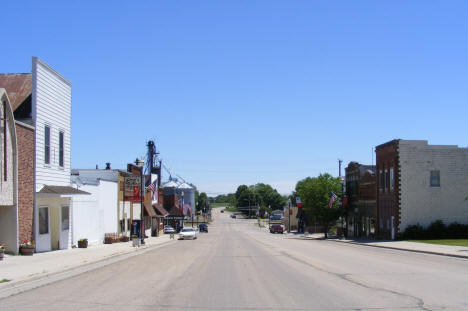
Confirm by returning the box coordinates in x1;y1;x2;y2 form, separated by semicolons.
58;130;65;168
44;125;51;165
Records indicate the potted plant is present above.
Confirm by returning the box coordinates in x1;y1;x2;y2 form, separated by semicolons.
19;240;35;256
0;243;5;261
77;238;88;248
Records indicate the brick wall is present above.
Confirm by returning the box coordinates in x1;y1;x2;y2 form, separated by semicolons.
376;140;400;239
16;121;34;243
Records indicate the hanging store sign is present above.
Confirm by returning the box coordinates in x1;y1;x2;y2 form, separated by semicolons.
124;176;141;202
165;215;185;220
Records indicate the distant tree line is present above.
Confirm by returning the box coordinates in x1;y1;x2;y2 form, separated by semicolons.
210;173;344;235
211;183;286;217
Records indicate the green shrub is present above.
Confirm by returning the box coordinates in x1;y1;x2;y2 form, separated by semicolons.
403;220;468;239
402;224;425;240
426;220;446;239
446;222;468;239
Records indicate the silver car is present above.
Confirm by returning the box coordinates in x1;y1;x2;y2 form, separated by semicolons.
164;225;175;234
179;228;198;240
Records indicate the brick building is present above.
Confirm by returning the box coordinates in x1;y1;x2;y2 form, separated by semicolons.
345;162;376;238
376;139;468;239
15;121;34;244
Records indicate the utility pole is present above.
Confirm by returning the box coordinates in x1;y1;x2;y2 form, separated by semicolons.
135;158;145;245
339;159;345;239
288;199;291;233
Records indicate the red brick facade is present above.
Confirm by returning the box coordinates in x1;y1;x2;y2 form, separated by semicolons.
15;121;34;243
376;140;400;239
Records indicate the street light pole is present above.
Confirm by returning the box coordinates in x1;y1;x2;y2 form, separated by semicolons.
288;199;291;233
139;164;145;245
339;159;345;239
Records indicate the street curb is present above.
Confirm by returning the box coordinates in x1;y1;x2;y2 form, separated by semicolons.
0;239;176;300
328;239;468;260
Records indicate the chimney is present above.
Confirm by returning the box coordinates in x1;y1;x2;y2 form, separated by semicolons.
105;162;111;170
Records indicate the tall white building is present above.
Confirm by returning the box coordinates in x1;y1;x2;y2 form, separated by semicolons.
32;57;88;252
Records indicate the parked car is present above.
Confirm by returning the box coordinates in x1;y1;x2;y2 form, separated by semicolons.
179;228;198;240
199;223;208;232
231;214;236;219
164;225;175;234
270;224;284;234
220;210;224;213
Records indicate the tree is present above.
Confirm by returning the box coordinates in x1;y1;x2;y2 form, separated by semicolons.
251;183;286;213
294;173;342;238
214;193;236;206
196;192;208;213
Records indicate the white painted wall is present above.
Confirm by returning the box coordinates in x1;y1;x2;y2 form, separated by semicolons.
0;89;19;253
71;186;100;245
32;57;71;191
71;180;118;245
0;89;17;206
399;140;468;230
0;207;18;253
100;180;118;235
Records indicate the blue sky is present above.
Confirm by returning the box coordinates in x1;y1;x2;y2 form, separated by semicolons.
2;1;468;195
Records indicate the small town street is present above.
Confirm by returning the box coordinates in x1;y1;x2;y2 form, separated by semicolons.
1;209;468;311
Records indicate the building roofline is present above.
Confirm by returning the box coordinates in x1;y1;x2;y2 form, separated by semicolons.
376;139;401;150
33;57;71;86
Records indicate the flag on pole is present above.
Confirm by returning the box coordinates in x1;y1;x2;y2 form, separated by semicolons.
147;180;157;199
329;192;338;208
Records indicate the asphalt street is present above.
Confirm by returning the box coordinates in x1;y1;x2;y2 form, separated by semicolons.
1;209;468;310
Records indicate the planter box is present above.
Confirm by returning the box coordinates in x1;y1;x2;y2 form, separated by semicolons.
78;240;88;248
19;246;34;256
119;236;130;242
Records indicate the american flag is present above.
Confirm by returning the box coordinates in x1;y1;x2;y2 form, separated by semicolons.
147;181;157;199
329;192;338;208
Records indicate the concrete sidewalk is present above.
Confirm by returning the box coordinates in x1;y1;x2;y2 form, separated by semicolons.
0;234;175;294
330;237;468;259
284;231;468;259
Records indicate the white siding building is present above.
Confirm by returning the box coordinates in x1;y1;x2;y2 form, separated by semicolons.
32;57;88;252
